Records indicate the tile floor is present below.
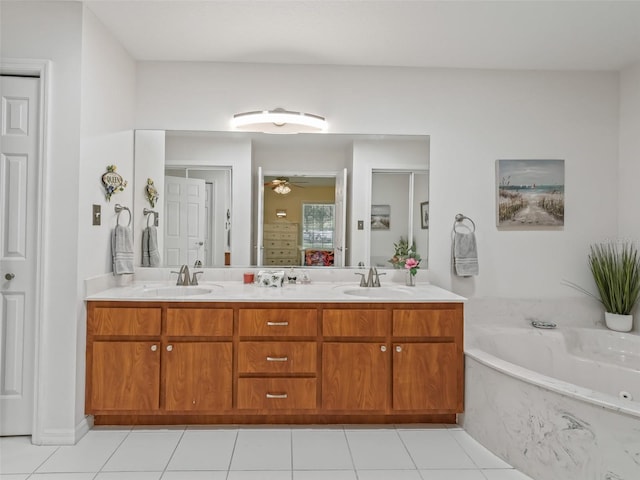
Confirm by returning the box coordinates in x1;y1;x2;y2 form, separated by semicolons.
0;425;535;480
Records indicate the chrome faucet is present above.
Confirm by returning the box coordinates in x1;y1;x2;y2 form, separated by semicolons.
355;267;386;287
172;265;201;286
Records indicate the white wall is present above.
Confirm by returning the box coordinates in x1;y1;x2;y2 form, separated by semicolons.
618;61;640;332
78;5;136;430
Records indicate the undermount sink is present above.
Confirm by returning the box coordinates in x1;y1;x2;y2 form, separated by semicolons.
142;286;215;297
342;287;414;298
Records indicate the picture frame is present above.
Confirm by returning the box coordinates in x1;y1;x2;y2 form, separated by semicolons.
420;201;429;229
496;159;564;228
371;204;390;230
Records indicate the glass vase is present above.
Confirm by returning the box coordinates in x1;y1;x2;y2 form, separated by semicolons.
406;271;416;286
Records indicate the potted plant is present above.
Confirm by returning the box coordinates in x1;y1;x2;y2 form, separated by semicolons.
569;241;640;332
388;237;421;286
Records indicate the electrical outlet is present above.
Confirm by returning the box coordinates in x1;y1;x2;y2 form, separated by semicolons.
92;205;101;225
357;220;364;230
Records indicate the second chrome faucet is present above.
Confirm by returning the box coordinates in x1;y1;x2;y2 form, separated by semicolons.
172;264;204;286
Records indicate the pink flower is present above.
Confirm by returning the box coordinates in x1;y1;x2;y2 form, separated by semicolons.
404;258;419;270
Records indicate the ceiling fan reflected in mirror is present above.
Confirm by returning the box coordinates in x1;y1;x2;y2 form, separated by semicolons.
265;177;307;195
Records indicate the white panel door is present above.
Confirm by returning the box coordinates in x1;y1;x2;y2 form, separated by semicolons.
0;76;39;435
334;168;348;267
163;176;206;266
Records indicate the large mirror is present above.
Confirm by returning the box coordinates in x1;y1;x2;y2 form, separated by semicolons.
134;130;429;268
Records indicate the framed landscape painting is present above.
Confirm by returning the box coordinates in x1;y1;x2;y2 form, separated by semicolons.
496;159;564;228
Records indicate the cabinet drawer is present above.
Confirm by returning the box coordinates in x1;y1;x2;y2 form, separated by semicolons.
239;309;317;337
89;307;161;336
323;309;389;337
238;342;316;374
166;308;233;336
264;232;297;241
265;258;295;266
392;308;462;337
264;223;298;233
265;249;298;259
237;378;316;410
265;239;297;249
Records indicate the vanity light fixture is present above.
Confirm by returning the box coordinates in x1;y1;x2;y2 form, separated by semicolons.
231;108;328;134
273;183;292;195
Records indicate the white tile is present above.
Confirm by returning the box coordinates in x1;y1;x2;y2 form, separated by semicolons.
95;473;162;480
292;429;353;470
420;470;487;480
162;472;227;480
482;469;535;480
230;429;291;471
29;474;95;480
293;471;357;480
357;470;422;480
227;472;291;480
450;430;512;469
0;475;29;480
345;429;414;470
102;431;182;472
398;429;476;470
0;437;58;474
37;429;128;473
167;429;237;471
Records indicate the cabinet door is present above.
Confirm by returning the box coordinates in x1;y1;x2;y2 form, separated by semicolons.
90;341;160;411
392;342;459;412
164;342;232;411
322;343;388;411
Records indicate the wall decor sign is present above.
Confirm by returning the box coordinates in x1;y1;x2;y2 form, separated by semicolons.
371;204;390;230
496;159;564;228
145;178;159;207
101;165;127;202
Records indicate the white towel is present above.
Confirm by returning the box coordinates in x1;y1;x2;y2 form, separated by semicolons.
453;231;479;276
112;224;134;275
147;226;161;267
141;226;161;267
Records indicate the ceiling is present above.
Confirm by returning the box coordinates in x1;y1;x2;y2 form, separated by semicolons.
86;0;640;72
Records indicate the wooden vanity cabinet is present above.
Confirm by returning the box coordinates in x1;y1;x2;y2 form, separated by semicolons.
86;301;463;424
86;304;233;415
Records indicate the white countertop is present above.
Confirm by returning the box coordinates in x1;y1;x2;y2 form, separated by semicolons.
86;281;466;303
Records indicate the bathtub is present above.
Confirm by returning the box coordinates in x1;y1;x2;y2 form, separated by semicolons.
462;324;640;480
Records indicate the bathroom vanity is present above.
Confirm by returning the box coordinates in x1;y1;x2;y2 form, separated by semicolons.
85;283;464;425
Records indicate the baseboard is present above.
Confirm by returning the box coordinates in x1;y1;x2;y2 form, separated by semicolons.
32;416;93;445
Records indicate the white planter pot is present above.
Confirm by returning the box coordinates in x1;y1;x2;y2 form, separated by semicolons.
604;312;633;332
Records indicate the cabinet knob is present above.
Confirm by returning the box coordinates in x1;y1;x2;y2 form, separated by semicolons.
395;345;402;353
150;345;157;352
166;345;173;352
380;345;387;352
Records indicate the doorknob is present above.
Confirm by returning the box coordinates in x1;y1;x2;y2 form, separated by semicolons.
196;241;204;246
5;273;15;280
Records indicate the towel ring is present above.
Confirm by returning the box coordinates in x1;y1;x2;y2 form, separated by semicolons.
144;208;157;227
115;204;131;227
453;213;476;233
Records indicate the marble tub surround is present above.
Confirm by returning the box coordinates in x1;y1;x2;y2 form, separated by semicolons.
462;311;640;480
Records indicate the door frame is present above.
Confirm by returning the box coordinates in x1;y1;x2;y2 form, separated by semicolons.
1;58;51;443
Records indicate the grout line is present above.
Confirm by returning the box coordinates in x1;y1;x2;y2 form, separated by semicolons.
94;426;134;475
224;427;240;480
394;425;422;477
342;425;360;480
160;426;187;477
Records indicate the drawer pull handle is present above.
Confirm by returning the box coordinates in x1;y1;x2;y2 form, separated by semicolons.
267;321;289;327
266;356;288;362
266;393;288;399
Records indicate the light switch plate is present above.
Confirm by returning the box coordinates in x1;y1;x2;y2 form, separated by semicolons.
92;204;101;225
357;220;364;230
